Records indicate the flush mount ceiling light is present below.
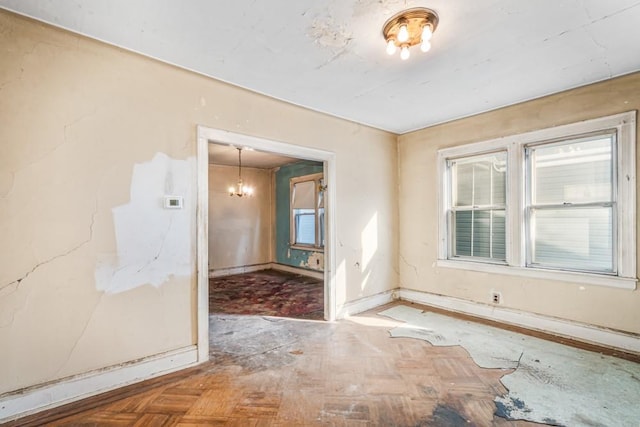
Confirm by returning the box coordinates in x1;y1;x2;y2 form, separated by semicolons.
228;147;254;197
382;7;439;60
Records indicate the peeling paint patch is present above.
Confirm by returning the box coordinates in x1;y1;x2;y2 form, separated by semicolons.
296;250;324;271
95;153;193;293
306;251;324;270
308;19;352;51
353;0;414;17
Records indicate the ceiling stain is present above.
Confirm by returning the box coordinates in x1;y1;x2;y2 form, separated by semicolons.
308;18;352;51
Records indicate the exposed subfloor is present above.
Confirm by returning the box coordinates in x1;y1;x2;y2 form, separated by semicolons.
381;305;640;426
11;302;545;426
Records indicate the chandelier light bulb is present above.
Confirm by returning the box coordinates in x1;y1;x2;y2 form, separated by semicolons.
421;25;433;42
228;147;255;197
397;24;409;43
400;45;410;60
386;39;397;55
420;40;431;52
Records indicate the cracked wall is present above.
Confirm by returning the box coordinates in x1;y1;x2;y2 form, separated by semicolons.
398;72;640;335
0;11;196;394
0;9;398;399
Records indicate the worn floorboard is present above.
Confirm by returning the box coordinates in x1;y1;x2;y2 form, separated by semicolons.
12;272;637;425
10;301;550;426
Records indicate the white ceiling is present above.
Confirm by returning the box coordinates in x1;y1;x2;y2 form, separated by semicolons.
208;143;301;168
2;0;640;134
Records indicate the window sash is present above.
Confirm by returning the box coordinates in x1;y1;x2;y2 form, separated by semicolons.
294;210;316;245
450;208;506;262
524;133;617;274
448;151;507;262
290;173;324;249
526;204;616;274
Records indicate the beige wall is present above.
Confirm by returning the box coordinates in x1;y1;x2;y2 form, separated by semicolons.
398;72;640;335
208;164;273;271
0;10;398;395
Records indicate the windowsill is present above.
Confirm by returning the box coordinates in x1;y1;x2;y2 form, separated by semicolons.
290;244;324;253
436;259;637;290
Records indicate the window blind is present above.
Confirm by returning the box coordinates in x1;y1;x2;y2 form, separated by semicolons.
450;152;506;261
292;180;315;209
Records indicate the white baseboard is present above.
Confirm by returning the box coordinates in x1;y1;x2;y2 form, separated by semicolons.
270;263;324;280
338;289;397;319
0;345;198;423
398;289;640;354
209;263;271;278
210;263;324;280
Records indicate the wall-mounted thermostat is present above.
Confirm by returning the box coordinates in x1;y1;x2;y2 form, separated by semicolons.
164;195;183;209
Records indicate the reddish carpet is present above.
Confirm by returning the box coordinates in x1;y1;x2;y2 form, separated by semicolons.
209;269;324;320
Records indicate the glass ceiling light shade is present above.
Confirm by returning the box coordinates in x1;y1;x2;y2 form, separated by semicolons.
383;7;438;60
228;147;254;197
400;45;410;60
386;39;397;55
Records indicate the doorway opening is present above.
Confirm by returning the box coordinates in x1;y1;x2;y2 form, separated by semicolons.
196;126;336;362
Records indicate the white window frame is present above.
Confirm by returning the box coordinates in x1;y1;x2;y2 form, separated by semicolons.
437;111;636;290
447;151;508;263
290;172;324;251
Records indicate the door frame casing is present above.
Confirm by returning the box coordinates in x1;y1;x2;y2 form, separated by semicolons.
196;126;337;362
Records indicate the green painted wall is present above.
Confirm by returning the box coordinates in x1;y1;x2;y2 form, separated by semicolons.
275;161;324;269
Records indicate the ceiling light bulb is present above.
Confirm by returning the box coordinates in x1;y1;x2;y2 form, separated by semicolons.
386;39;397;55
400;45;410;60
421;25;433;42
397;24;409;43
420;40;431;52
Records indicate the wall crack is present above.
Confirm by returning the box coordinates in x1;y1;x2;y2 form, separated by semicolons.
0;203;97;296
54;291;106;377
399;254;419;278
135;215;174;274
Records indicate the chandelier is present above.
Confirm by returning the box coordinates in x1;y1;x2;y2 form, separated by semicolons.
382;7;439;60
228;147;253;197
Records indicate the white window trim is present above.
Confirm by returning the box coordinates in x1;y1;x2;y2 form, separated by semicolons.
290;172;324;251
437;111;637;290
448;151;508;262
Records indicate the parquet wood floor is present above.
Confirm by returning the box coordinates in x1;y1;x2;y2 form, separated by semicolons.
10;303;550;426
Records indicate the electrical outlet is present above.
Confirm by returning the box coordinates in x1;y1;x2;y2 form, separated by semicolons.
491;292;502;304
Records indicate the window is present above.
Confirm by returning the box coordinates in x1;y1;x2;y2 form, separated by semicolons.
290;173;324;249
438;112;636;289
526;133;615;273
449;152;507;262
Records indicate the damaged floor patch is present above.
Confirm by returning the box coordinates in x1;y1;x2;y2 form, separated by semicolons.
379;305;640;427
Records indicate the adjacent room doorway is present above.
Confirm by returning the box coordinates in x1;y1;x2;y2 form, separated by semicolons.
196;126;337;363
